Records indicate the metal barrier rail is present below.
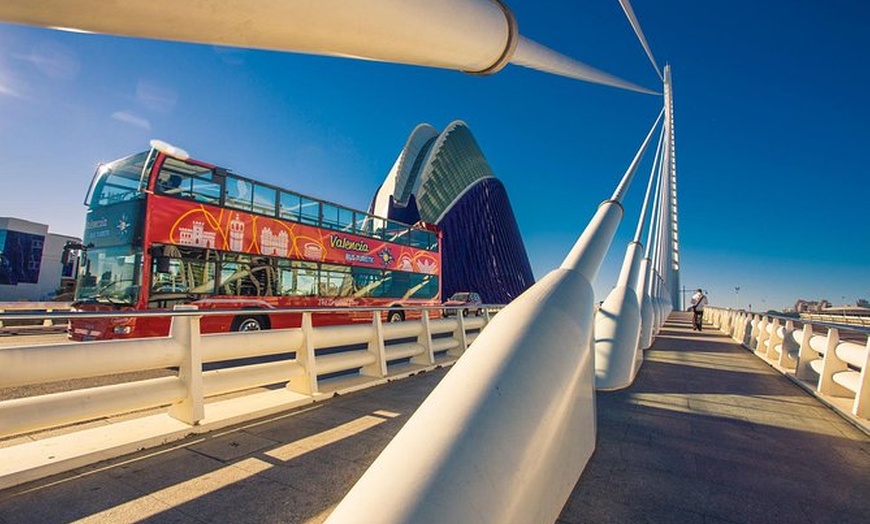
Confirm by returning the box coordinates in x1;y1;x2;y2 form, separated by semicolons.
0;302;73;331
0;305;499;439
705;307;869;419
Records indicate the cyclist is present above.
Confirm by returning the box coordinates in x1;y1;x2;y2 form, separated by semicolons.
690;289;708;331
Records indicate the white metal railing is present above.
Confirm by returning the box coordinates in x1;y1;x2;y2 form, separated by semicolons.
0;305;498;439
0;302;73;332
799;312;870;328
705;307;870;419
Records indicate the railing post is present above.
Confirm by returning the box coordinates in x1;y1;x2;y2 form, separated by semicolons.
741;314;754;347
450;311;469;357
168;305;204;425
853;336;870;418
362;311;388;378
412;310;435;365
747;314;758;348
753;315;768;354
795;324;815;380
765;318;781;361
779;320;798;369
730;311;741;340
288;312;318;395
817;328;851;397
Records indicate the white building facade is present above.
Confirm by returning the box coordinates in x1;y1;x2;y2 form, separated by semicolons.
0;217;80;301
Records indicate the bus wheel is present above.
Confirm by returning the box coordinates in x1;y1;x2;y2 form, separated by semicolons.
388;310;404;323
232;316;265;332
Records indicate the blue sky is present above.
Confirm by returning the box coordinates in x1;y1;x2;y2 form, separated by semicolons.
0;1;867;310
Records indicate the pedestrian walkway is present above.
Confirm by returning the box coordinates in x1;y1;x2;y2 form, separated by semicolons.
0;313;867;523
559;312;869;524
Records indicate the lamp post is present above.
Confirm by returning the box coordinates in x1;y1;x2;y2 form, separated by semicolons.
734;286;740;310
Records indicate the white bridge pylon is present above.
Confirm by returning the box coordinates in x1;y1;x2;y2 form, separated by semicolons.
596;64;680;391
1;1;681;521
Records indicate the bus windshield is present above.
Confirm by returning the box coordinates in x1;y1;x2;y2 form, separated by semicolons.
84;151;152;208
75;246;142;305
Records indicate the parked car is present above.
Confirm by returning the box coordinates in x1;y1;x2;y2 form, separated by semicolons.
443;292;483;317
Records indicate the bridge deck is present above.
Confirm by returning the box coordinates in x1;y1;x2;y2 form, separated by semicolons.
0;313;867;523
559;312;869;524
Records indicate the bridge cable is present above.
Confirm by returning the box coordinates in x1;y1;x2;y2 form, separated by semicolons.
643;131;665;296
634;116;666;243
512;36;660;95
618;0;663;80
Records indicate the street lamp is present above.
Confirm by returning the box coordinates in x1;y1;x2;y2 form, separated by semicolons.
734;286;740;310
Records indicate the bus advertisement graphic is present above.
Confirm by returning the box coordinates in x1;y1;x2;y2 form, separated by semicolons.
150;195;439;274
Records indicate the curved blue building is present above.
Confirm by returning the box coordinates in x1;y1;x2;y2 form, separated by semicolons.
371;121;534;304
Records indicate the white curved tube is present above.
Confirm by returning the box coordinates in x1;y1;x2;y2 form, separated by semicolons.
327;267;597;524
0;0;655;92
0;0;513;72
594;242;643;390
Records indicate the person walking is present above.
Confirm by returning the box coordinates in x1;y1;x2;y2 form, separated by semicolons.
690;289;708;331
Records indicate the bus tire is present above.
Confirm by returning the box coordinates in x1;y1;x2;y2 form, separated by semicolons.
388;310;405;323
232;315;268;332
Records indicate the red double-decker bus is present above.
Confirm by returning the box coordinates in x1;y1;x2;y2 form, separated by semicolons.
68;140;441;340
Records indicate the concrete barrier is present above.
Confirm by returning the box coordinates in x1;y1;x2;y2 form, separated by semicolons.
706;307;870;420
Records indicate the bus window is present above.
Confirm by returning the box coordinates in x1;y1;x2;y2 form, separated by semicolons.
405;274;439;299
87;151;151;208
156;158;220;204
386;271;410;298
219;253;255;296
369;216;386;240
354;213;370;236
410;228;431;250
279;191;301;222
150;245;216;298
219;253;277;297
300;197;320;226
253;184;277;217
352;267;386;298
249;257;278;296
278;260;318;296
338;207;355;233
385;222;410;245
225;176;253;212
190;177;221;204
320;264;352;297
321;202;341;230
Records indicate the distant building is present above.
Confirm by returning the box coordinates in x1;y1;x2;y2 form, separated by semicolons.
0;217;80;301
793;299;832;313
371;121;535;303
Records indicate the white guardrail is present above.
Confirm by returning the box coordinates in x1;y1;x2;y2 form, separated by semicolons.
0;305;497;440
704;307;870;420
0;302;74;332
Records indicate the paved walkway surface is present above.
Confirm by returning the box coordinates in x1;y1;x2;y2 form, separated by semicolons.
559;312;869;524
0;313;867;523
